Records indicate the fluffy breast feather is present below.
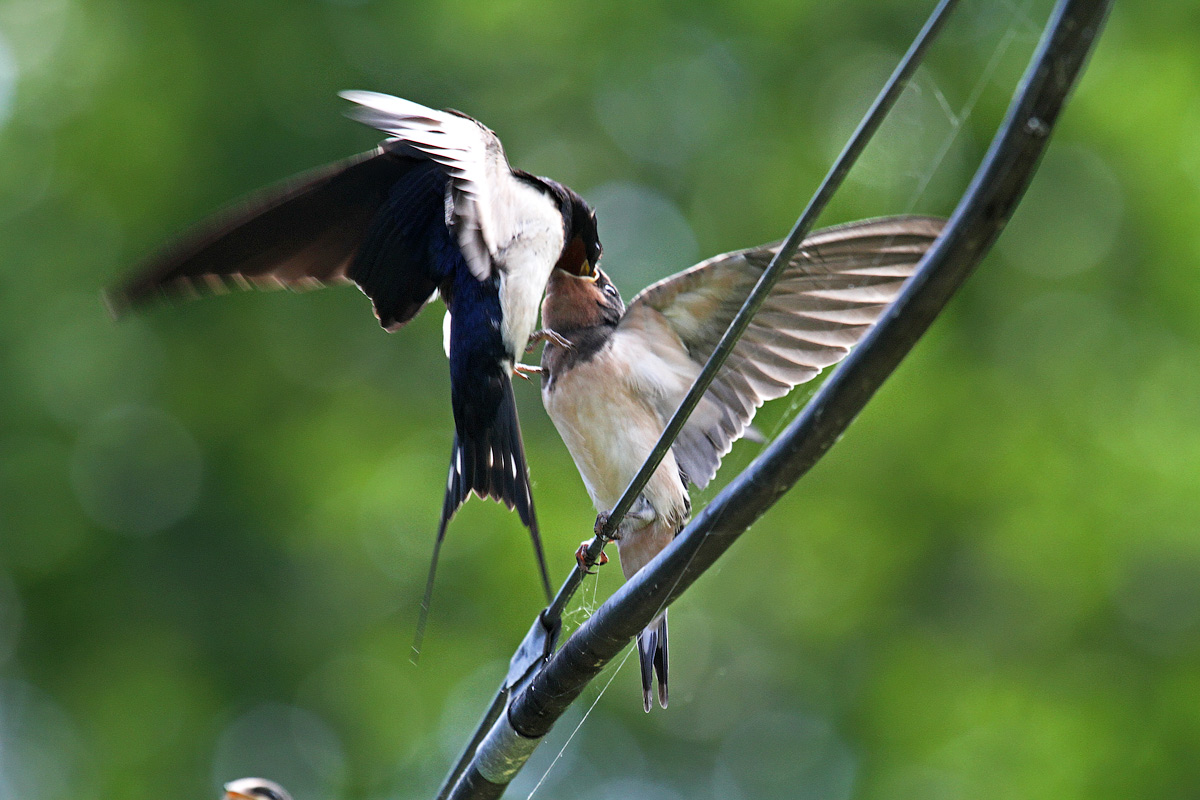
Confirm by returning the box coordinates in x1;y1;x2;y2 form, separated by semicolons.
542;334;690;525
496;180;565;358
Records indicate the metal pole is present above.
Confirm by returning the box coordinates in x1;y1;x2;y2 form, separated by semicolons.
437;0;1113;796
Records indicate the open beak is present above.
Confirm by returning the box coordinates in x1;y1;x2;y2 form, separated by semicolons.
550;262;600;286
554;236;597;279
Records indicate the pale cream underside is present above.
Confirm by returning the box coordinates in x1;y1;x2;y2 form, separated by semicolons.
543;330;693;576
496;181;565;358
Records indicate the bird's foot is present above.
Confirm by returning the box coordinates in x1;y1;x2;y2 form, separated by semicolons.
513;363;543;380
575;539;610;574
527;329;573;352
593;511;622;541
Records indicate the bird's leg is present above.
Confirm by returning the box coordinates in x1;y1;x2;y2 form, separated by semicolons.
573;510;619;573
594;510;616;541
513;363;543;380
526;329;573;352
592;497;655;542
578;496;658;573
624;496;657;529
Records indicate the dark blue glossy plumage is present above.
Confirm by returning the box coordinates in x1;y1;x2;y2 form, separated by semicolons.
106;93;599;641
348;157;451;329
351;159;547;642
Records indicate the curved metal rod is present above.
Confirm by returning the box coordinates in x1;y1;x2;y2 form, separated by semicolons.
544;0;961;628
437;0;1113;796
435;3;959;795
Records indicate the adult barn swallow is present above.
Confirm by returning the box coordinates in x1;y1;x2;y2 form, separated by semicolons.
540;215;944;710
107;91;601;601
223;778;292;800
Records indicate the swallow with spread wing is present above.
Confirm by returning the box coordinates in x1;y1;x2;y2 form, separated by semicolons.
539;215;944;711
107;91;601;604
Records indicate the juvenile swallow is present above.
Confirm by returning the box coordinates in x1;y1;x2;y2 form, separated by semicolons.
539;215;944;710
107;91;601;607
224;778;292;800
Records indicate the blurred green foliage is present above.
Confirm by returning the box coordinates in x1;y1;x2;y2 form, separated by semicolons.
1;0;1198;798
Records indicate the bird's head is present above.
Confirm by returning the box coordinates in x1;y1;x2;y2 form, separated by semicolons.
542;265;624;333
543;181;601;278
223;778;293;800
571;196;602;277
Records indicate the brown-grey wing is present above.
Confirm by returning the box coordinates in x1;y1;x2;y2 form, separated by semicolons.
105;147;422;320
625;214;945;488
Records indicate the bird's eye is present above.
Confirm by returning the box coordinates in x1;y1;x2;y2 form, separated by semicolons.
602;284;619;299
252;789;285;800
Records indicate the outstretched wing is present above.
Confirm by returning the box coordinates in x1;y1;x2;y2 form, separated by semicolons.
341;91;528;283
621;215;945;489
105;148;458;331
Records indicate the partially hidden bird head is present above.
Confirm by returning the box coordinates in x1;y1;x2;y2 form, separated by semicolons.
223;778;292;800
542;265;624;333
540;179;601;279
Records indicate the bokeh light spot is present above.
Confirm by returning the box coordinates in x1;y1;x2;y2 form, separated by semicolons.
0;33;15;131
17;292;162;425
816;49;969;209
717;710;856;800
212;704;345;800
594;41;746;168
1000;144;1124;279
589;181;698;290
0;679;83;800
69;405;203;536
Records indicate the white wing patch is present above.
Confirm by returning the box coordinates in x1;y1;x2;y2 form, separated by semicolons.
341;91;566;357
341;90;530;283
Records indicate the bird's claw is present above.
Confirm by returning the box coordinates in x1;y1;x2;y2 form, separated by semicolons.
576;511;619;574
527;329;573;352
593;511;621;541
513;363;543;380
575;540;609;574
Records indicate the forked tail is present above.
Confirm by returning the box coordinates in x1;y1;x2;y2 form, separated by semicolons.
413;376;551;660
637;611;669;712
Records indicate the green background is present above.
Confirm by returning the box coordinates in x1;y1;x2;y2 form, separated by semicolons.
2;0;1198;798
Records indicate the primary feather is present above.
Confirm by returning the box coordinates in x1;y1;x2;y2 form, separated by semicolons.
107;92;598;639
540;214;946;710
624;214;945;489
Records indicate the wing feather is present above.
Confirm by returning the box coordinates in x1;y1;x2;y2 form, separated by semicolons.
341;90;527;283
622;215;944;489
105;149;417;316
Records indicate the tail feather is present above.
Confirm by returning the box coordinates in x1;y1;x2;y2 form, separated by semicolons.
637;611;669;712
413;376;550;660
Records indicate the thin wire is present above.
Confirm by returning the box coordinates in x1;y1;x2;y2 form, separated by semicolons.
525;645;637;799
543;0;962;631
436;1;965;793
530;0;973;758
904;16;1028;211
645;0;1038;632
588;561;601;614
757;0;1034;447
443;0;1117;794
597;0;960;539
